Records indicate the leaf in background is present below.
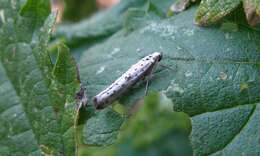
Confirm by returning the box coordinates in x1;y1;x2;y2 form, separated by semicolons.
123;8;147;33
195;0;242;26
243;0;260;26
79;5;260;155
169;0;260;27
0;0;80;155
169;0;197;13
62;0;97;22
149;0;178;15
122;1;164;34
55;0;147;47
81;92;192;156
54;0;174;56
20;0;51;30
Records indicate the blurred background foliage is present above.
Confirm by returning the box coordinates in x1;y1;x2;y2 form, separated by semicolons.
51;0;173;59
63;0;97;22
78;93;192;156
52;0;120;22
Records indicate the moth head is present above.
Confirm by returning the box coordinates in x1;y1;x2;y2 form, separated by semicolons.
153;52;162;62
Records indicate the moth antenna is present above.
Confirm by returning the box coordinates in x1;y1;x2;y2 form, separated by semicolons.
159;64;175;72
145;80;149;96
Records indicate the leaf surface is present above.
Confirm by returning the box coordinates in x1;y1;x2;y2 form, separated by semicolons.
83;108;124;146
0;0;80;155
79;6;260;155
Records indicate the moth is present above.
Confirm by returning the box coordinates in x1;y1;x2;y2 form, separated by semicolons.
93;52;162;109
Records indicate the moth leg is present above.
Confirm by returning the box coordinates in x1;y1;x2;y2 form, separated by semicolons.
159;64;175;72
144;72;153;96
143;59;160;96
145;79;149;96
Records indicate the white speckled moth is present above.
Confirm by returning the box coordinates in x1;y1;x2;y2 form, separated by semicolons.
93;52;162;109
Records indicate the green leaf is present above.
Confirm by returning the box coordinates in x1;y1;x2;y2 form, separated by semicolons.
195;0;242;26
62;0;97;22
54;0;173;50
149;0;177;15
20;0;51;29
170;0;260;27
51;44;81;155
122;4;163;33
0;0;80;155
120;93;191;148
169;0;196;13
79;6;260;155
191;104;258;155
53;44;80;85
55;0;147;46
83;108;124;146
0;64;42;156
